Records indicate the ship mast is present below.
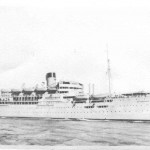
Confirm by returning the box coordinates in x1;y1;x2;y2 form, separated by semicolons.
106;44;111;97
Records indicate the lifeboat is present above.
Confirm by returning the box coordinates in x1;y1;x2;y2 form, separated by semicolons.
1;89;11;93
35;87;47;94
22;88;35;94
11;89;22;93
73;95;89;103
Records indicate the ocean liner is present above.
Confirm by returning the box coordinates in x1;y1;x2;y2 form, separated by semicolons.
0;71;150;120
0;52;150;120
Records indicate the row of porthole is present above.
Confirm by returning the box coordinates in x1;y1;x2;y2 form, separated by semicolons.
3;107;149;112
118;105;148;107
2;111;150;115
36;107;83;109
115;100;146;101
5;108;150;112
33;110;149;113
0;102;38;105
2;108;150;113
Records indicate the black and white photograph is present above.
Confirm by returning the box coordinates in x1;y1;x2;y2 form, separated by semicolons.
0;0;150;149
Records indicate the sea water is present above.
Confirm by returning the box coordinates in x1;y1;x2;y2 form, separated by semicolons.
0;117;150;146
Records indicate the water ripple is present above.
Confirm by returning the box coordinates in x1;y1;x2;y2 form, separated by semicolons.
0;118;150;145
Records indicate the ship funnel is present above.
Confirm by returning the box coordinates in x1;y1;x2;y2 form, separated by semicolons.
46;72;57;92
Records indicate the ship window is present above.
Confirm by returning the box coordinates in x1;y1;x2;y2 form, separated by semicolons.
53;73;56;77
63;82;70;84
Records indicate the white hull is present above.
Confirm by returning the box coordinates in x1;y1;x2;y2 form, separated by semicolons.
1;96;150;120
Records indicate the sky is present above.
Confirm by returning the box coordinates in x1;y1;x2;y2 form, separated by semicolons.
0;0;150;94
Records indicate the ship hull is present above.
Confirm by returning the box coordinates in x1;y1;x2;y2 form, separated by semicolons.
0;100;150;120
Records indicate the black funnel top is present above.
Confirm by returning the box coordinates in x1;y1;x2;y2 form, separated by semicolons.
46;72;56;79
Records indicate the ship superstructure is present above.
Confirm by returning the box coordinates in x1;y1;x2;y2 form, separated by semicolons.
0;72;84;105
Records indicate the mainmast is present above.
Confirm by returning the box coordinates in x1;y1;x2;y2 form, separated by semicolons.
106;44;111;96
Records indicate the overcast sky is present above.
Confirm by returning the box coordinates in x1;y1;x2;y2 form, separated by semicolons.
0;0;150;94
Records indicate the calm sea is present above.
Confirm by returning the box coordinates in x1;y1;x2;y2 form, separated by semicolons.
0;117;150;146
